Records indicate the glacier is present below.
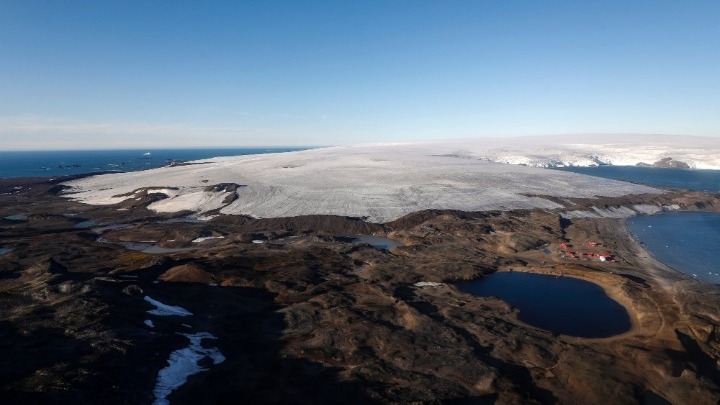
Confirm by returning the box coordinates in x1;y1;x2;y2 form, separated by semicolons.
62;135;718;223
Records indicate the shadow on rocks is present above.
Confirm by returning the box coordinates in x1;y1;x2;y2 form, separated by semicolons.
109;280;377;405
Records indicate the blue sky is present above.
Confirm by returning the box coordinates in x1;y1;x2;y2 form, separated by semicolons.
0;1;718;149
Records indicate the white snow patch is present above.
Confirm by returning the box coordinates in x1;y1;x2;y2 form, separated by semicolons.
563;203;683;219
147;188;179;197
561;206;638;219
251;240;265;244
144;319;155;328
149;190;233;214
414;281;444;287
591;206;637;218
194;215;218;221
632;204;662;215
152;332;225;405
144;296;193;317
191;236;225;243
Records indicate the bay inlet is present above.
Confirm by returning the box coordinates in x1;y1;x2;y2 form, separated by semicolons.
560;165;720;284
627;212;720;284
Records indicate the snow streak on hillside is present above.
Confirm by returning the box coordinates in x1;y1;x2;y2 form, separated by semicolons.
61;136;677;222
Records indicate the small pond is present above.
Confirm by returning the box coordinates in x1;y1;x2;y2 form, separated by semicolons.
352;235;404;252
455;272;631;338
3;213;28;221
74;220;99;229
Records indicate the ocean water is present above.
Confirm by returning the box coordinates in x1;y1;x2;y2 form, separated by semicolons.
0;148;308;179
455;271;631;338
557;166;720;192
627;212;720;284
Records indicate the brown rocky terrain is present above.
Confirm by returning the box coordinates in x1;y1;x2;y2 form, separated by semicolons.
1;175;719;404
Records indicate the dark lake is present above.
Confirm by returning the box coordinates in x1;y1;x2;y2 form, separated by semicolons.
627;212;720;284
455;272;631;338
556;166;720;192
353;235;404;251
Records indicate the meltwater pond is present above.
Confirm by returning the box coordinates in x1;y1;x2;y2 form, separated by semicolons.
455;272;631;338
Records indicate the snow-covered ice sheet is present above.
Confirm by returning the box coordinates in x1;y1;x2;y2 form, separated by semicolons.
59;135;711;222
144;296;193;317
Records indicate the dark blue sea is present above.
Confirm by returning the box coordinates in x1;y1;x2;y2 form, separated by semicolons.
563;166;720;285
0;148;308;179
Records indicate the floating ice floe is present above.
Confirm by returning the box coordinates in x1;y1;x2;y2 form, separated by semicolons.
144;296;193;317
153;332;225;405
